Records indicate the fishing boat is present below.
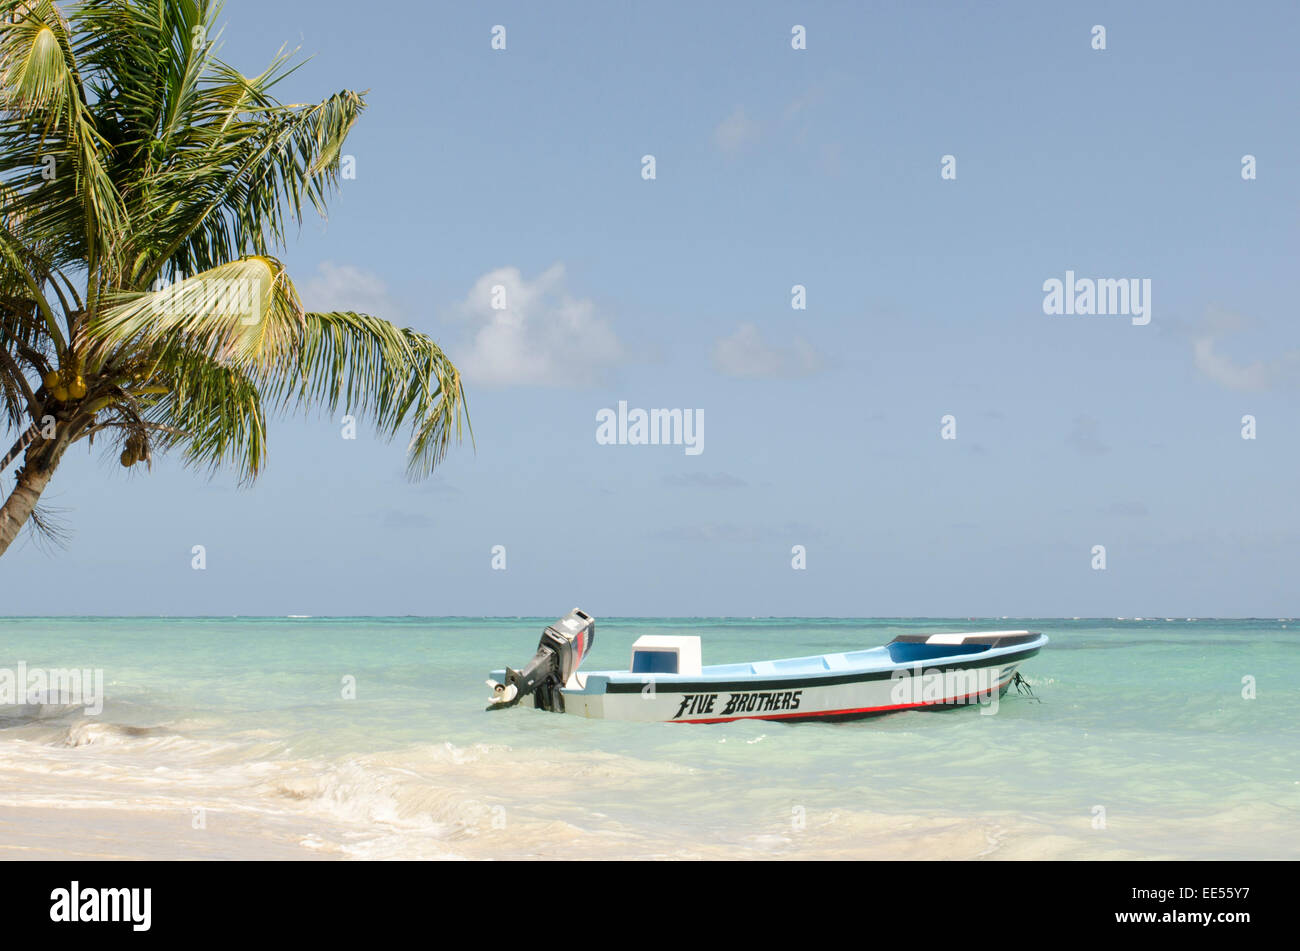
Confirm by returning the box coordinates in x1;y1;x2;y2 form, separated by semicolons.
487;610;1047;723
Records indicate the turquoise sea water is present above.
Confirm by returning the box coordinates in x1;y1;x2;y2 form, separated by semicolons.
0;617;1297;859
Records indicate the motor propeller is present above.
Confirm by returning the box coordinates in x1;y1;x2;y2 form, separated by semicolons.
486;609;595;713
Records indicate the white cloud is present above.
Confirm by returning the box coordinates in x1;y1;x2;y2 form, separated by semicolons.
713;90;827;160
783;87;825;121
713;106;763;154
1188;310;1299;392
454;264;624;386
1193;335;1297;391
298;261;400;317
712;323;822;379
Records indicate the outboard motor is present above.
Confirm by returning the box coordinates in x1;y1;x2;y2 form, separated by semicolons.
487;609;595;713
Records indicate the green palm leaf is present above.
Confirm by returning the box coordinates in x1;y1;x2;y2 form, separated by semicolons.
0;0;469;559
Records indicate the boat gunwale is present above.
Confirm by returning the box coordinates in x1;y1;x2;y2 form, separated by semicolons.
572;634;1048;694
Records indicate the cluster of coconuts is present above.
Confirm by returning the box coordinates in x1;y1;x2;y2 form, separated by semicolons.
120;432;147;468
42;367;87;402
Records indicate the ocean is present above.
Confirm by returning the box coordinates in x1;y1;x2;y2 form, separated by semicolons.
0;617;1296;859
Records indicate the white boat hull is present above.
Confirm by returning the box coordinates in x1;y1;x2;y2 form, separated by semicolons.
563;659;1027;723
492;630;1047;724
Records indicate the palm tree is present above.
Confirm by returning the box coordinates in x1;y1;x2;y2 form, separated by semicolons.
0;0;468;558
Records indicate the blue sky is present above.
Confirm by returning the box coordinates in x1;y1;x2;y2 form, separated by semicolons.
4;0;1299;616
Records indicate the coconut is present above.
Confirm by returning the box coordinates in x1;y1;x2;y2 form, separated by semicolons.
43;370;60;390
120;449;134;467
68;379;87;400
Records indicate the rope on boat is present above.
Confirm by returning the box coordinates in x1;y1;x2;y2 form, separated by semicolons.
1011;672;1041;702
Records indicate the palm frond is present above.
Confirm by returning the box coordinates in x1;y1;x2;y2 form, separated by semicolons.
128;86;364;287
274;311;471;479
25;497;71;552
0;0;129;282
0;0;77;123
146;346;267;481
0;0;468;551
89;255;304;370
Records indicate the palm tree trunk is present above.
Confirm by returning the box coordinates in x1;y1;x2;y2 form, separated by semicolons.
0;463;53;557
0;437;67;558
1;428;37;472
